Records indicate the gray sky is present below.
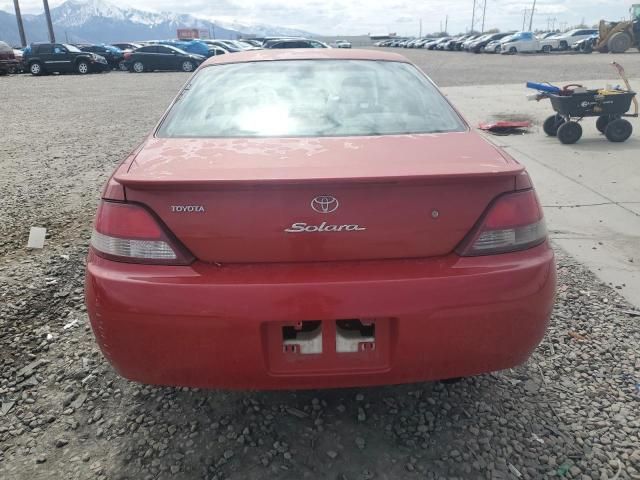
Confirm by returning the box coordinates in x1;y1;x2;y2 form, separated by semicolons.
0;0;632;35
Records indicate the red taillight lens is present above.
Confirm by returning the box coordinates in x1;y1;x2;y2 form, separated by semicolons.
124;52;132;59
457;190;547;256
91;201;193;265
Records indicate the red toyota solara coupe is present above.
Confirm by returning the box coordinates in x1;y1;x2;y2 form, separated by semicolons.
85;49;556;390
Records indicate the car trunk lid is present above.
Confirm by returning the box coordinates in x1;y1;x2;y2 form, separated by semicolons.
117;132;522;263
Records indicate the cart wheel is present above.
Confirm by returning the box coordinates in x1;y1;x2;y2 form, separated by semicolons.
557;121;582;144
605;119;633;143
543;114;565;137
596;115;611;134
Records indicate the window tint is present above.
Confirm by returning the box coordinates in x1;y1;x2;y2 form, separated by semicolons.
158;60;466;138
53;45;67;54
156;46;173;54
138;46;157;53
37;45;52;54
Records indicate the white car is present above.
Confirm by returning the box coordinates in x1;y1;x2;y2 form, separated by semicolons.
485;34;514;53
332;40;352;49
546;29;599;51
499;31;555;54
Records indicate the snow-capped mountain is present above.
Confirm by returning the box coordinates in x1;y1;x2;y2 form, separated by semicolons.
214;19;316;38
0;0;315;46
51;0;165;27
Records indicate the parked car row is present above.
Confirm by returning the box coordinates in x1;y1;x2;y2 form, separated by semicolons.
4;37;334;76
123;38;330;73
377;28;601;55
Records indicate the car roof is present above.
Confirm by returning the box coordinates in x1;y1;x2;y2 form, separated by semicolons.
201;48;410;67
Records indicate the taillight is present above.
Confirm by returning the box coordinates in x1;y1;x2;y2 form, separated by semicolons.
457;189;547;256
90;201;193;265
124;52;132;59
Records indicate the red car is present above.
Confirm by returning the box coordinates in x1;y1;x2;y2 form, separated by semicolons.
0;41;20;75
85;49;555;390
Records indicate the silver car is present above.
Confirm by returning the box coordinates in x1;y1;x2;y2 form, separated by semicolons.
484;35;514;53
333;40;352;49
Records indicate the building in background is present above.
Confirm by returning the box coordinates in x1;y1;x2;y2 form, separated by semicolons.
177;28;210;40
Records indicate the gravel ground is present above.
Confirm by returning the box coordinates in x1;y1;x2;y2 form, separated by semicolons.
1;61;640;480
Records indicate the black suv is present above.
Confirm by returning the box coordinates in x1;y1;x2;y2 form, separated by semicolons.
23;43;109;76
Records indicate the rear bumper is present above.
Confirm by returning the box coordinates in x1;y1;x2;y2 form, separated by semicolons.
0;60;20;73
85;244;555;390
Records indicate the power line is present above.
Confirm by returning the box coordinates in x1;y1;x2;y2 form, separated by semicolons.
470;0;487;33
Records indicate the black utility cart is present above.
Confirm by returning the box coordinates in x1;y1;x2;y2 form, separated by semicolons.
543;88;637;144
541;62;639;145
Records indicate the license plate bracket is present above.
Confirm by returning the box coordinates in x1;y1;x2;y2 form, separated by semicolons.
264;318;393;374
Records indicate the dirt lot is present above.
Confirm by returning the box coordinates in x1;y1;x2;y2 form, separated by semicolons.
1;51;640;480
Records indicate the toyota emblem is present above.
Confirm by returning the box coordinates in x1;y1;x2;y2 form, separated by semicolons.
311;195;339;214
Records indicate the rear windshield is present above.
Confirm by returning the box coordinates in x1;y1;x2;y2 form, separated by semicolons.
157;60;466;138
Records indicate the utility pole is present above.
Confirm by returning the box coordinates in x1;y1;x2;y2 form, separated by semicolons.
471;0;477;33
522;8;529;31
43;0;56;43
65;31;69;42
481;0;487;32
445;15;448;34
529;0;537;31
13;0;27;47
419;19;422;37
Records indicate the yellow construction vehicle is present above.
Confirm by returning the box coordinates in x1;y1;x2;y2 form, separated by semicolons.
596;3;640;53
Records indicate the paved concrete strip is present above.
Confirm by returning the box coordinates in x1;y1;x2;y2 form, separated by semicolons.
443;81;640;307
